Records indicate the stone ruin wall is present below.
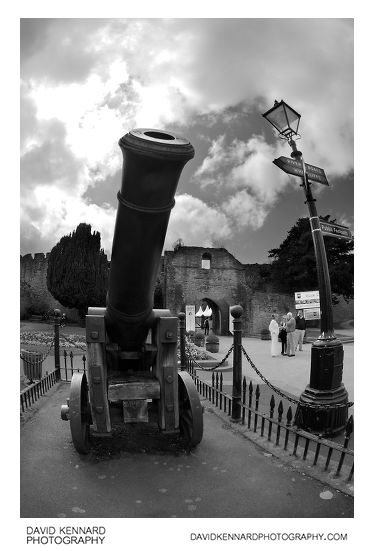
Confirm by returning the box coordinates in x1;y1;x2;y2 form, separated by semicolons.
20;253;80;321
20;248;353;334
161;247;298;336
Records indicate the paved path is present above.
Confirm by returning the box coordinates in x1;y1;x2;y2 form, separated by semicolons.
20;383;353;519
205;335;354;402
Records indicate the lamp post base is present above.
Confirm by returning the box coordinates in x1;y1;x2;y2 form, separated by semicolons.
296;385;348;436
296;338;349;436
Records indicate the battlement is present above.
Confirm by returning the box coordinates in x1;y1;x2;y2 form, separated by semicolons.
20;252;49;280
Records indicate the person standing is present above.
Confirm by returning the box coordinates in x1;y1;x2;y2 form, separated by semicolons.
295;310;307;351
204;317;209;335
269;314;279;357
286;312;296;356
279;315;288;355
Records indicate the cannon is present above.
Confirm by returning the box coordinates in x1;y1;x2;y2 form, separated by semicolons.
61;128;203;453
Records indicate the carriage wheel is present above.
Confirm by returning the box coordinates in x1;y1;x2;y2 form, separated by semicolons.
69;372;92;454
178;371;203;447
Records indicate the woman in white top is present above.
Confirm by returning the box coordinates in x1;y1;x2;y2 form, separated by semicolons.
269;314;279;357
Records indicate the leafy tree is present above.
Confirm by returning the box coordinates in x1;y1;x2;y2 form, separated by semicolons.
268;216;353;303
47;223;108;319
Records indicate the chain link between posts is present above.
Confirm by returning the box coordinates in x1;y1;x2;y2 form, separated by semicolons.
20;338;55;366
241;344;354;410
185;344;234;371
20;327;87;367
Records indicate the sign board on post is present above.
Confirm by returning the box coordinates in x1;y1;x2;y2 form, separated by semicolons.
319;219;352;240
304;308;321;320
295;290;320;310
273;156;329;186
185;305;196;332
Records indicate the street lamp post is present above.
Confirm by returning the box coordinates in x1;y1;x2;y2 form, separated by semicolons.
262;100;349;435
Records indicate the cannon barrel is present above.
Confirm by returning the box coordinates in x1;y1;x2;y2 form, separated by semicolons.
105;128;194;349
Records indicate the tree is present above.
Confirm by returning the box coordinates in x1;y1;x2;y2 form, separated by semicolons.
268;216;353;303
47;223;108;319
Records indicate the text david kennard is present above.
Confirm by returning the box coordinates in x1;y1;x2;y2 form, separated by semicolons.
26;526;106;545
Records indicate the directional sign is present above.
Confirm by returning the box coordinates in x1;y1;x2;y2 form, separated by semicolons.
319;219;352;240
273;156;329;185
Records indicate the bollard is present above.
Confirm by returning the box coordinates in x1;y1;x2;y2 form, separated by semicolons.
53;309;61;379
230;305;243;422
178;312;186;371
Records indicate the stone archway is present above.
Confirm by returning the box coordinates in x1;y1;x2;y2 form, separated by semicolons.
201;297;221;335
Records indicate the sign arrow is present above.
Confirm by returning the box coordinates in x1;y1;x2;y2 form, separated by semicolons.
273;156;329;185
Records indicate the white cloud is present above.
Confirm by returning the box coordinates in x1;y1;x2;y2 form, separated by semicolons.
222;190;268;230
165;194;232;249
22;19;354;176
194;134;293;229
21;185;116;255
20;18;353;255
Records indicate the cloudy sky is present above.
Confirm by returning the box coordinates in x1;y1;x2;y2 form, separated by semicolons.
20;18;353;263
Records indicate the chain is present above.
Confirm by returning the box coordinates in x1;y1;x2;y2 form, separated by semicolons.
20;338;55;365
185;344;234;371
20;331;87;366
241;345;354;410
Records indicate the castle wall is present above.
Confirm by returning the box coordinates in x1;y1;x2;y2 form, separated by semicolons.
163;247;251;334
159;246;353;336
20;253;80;321
161;247;299;336
21;247;353;334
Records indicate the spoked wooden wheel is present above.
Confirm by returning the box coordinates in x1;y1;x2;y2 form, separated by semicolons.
178;371;203;447
69;372;92;454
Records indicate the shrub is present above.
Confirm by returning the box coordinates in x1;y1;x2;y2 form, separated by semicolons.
205;334;219;353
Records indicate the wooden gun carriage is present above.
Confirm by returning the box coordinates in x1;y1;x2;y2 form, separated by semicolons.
61;129;203;453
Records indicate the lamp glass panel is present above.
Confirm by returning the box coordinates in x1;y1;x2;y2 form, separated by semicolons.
266;105;289;133
284;104;300;133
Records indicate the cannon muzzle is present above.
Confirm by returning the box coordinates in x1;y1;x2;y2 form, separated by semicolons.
105;128;194;349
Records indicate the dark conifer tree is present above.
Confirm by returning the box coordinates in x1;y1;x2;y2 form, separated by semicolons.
47;223;108;319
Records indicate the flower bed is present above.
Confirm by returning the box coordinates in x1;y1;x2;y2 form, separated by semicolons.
177;340;211;361
20;331;86;350
20;331;211;360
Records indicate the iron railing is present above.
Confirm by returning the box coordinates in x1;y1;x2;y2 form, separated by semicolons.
20;369;60;413
186;358;354;482
60;349;86;381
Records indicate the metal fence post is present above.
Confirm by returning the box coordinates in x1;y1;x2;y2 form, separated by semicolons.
178;312;186;371
230;305;243;422
54;309;61;379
